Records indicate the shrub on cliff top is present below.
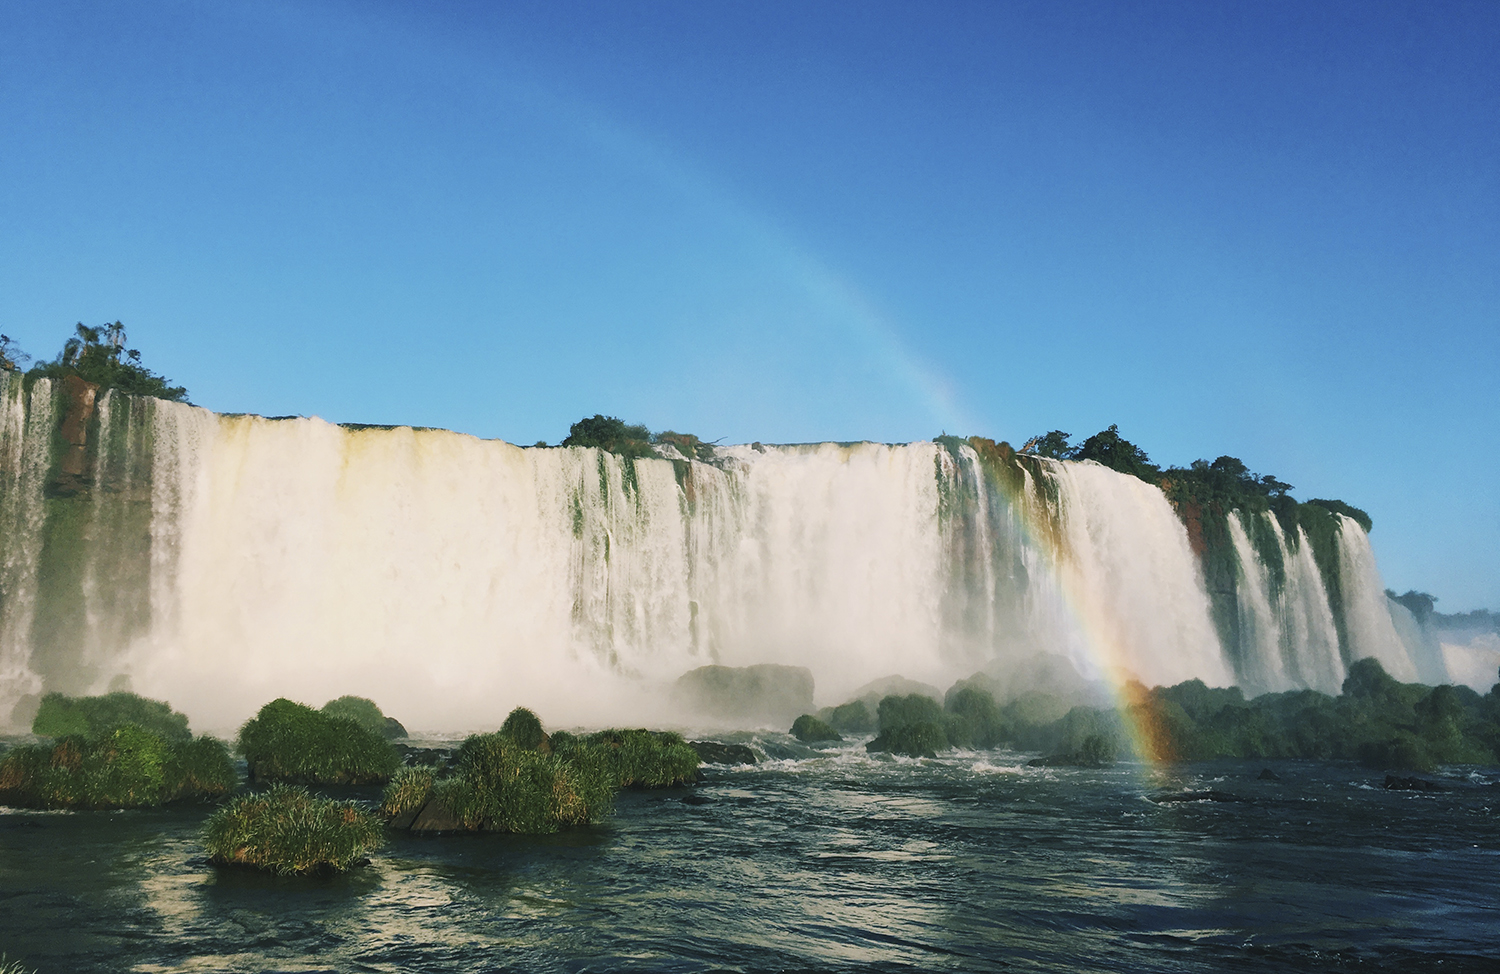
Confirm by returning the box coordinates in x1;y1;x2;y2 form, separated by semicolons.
238;698;399;785
203;784;384;875
32;691;191;742
0;727;235;809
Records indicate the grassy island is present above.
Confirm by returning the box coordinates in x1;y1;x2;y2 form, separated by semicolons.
237;698;399;785
0;725;236;809
203;784;384;875
383;708;700;834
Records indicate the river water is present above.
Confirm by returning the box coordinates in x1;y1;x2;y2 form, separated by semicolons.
2;743;1497;973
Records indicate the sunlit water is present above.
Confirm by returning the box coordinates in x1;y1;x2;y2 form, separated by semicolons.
2;744;1497;972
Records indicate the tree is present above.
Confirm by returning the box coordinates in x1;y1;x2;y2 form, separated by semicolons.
1023;430;1077;459
561;414;655;458
1073;425;1158;481
28;322;187;402
0;334;29;372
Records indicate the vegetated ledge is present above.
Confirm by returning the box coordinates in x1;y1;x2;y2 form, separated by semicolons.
812;658;1500;773
381;708;701;834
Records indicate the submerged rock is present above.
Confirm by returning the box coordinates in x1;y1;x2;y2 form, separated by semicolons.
1383;774;1448;792
690;741;757;766
1257;768;1281;780
1148;790;1247;804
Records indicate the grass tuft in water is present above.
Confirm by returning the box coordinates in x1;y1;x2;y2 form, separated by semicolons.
320;695;406;740
238;698;399;785
0;726;236;809
203;784;384;875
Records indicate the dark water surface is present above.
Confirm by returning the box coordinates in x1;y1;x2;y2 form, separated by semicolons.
2;747;1498;972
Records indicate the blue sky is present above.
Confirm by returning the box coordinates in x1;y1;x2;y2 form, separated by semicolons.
2;0;1496;610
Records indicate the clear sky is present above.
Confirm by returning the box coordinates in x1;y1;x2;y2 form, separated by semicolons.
2;1;1496;610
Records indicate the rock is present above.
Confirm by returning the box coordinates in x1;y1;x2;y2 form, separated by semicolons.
1257;768;1281;780
409;798;467;832
689;741;757;765
1148;790;1246;804
674;664;814;727
1383;774;1448;792
790;714;842;743
680;794;714;806
393;744;451;768
382;716;408;740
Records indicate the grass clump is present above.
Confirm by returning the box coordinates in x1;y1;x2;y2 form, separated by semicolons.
203;784;384;875
238;698;399;785
429;732;616;833
32;691;191;742
822;699;875;734
790;714;842;743
556;728;701;788
321;696;407;740
382;710;699;835
0;726;236;809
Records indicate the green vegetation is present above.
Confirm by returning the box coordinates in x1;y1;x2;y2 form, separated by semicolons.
790;714;842;743
500;706;548;749
562;415;656;458
203;784;384;876
821;699;874;734
237;698;399;785
560;414;719;464
0;726;236;809
553;728;701;788
382;709;698;834
0;334;29;372
0;953;38;974
942;685;1010;749
421;731;615;834
24;322;187;401
1122;660;1499;770
32;691;192;742
866;694;949;757
321;695;407;740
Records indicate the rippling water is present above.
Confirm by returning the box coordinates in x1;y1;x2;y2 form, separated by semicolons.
2;744;1498;972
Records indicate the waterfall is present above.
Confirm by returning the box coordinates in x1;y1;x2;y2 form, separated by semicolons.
0;387;1445;732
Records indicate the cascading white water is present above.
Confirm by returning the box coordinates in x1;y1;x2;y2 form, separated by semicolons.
0;373;50;723
1046;460;1232;689
1337;517;1425;683
0;386;1452;732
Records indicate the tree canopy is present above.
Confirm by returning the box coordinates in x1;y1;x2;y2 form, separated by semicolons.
26;322;187;402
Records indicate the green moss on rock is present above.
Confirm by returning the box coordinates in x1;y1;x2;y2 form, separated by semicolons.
790;714;842;743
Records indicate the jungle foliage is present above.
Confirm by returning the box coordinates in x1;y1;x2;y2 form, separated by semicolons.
237;698;399;785
0;726;236;809
24;322;187;401
560;414;718;462
203;784;384;876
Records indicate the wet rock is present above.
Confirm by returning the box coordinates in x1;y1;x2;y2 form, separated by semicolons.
1383;774;1448;792
680;794;714;806
1149;790;1246;804
394;744;451;768
1258;768;1281;781
690;741;757;765
409;798;467;832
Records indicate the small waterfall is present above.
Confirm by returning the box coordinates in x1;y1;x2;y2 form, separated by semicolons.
1337;517;1433;684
